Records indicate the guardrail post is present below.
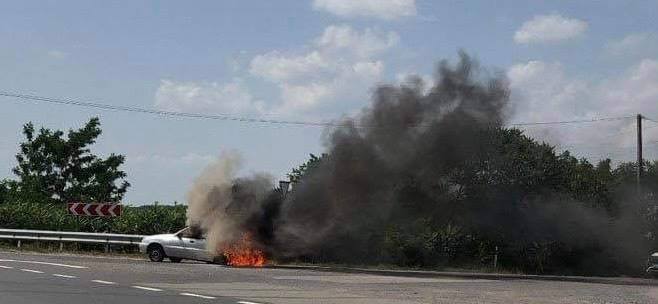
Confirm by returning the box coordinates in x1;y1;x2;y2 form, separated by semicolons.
59;242;64;252
104;240;109;253
493;246;499;269
17;239;21;249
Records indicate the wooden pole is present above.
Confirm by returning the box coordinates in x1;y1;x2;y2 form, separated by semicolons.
637;114;643;196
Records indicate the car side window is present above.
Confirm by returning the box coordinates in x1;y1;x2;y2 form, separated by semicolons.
185;226;204;239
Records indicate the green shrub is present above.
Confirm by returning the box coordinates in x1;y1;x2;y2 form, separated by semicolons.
0;201;186;235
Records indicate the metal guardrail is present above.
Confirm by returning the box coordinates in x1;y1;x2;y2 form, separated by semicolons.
0;228;144;251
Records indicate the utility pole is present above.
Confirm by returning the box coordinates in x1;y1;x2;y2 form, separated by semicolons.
637;114;643;196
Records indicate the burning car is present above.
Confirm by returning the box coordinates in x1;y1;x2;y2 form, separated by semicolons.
139;227;265;266
139;227;223;263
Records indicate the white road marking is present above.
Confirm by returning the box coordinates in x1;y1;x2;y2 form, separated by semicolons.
91;280;117;285
180;292;216;299
132;285;163;292
52;274;77;279
238;301;263;304
0;265;14;269
20;268;44;274
0;259;87;269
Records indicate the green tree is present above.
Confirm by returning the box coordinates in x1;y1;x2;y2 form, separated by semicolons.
11;117;129;204
288;153;326;184
0;179;12;204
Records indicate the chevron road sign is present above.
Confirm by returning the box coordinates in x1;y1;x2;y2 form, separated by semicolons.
67;203;123;217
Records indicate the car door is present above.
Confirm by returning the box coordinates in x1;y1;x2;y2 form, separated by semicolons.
180;236;209;261
163;228;191;258
162;236;187;258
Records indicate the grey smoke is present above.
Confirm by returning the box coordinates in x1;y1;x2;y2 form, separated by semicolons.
186;151;273;254
187;52;512;258
274;52;511;259
185;52;648;274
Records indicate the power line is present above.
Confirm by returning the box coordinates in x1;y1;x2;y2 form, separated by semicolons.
0;90;638;128
548;125;658;150
508;116;634;126
0;91;342;127
644;116;658;124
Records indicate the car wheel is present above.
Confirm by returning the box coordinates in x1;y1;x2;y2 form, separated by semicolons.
170;257;182;263
147;244;165;262
211;255;227;265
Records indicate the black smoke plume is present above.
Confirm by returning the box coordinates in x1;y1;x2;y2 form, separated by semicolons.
273;52;510;259
187;52;652;274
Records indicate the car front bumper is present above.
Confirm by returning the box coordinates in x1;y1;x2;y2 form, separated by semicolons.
138;242;148;254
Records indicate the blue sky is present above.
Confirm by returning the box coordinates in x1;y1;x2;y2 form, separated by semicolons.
2;0;658;204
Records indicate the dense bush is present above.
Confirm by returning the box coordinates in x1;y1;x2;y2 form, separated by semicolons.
0;201;186;235
287;129;658;276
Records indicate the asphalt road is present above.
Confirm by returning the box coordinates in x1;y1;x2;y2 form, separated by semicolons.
0;251;657;304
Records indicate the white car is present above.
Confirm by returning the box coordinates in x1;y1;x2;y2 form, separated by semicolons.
139;227;223;263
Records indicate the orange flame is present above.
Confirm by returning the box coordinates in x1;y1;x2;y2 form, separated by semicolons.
221;232;266;267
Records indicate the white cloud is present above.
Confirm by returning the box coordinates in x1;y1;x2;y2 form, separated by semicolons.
599;59;658;115
154;78;264;114
47;50;67;59
313;0;416;20
154;25;396;118
266;59;386;115
508;59;658;161
249;25;396;115
249;25;396;83
508;61;591;117
605;32;658;58
514;14;587;44
315;25;399;58
249;51;329;82
279;83;331;112
275;60;384;113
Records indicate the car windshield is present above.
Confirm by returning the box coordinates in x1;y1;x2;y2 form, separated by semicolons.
176;227;203;239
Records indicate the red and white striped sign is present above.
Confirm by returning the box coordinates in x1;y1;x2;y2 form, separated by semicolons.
67;203;123;217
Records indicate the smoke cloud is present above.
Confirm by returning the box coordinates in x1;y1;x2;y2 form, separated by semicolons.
273;52;509;257
186;52;651;274
186;151;273;254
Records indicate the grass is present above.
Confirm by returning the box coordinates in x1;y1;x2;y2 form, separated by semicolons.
276;260;524;275
0;240;143;258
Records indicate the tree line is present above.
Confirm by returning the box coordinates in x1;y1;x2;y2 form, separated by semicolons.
287;128;658;276
0;118;184;236
1;117;657;275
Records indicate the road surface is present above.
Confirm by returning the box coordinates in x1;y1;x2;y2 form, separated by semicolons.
0;251;656;304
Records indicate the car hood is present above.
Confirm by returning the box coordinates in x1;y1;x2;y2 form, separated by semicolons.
141;234;178;242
